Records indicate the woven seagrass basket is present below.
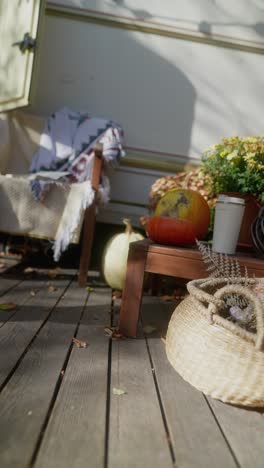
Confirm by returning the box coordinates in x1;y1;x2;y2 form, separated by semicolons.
166;278;264;407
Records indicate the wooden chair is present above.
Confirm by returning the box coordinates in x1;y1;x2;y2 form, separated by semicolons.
0;111;105;287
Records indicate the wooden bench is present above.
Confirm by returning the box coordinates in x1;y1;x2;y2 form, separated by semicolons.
119;239;264;337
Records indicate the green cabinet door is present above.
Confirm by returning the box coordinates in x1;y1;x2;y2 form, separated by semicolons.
0;0;43;112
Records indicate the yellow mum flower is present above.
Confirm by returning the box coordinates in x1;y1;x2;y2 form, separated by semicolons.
227;150;238;161
243;136;258;143
244;152;256;161
220;150;229;157
247;160;257;169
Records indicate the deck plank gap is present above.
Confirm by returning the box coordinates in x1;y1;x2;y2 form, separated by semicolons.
104;338;113;468
29;285;89;468
144;325;176;466
0;278;74;393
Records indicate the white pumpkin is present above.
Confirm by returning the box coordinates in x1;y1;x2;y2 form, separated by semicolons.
102;219;144;290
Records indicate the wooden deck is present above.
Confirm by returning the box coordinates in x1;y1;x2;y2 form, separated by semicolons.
0;260;264;468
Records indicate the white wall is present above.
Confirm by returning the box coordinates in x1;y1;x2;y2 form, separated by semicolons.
30;1;264;224
48;0;264;44
33;2;264;159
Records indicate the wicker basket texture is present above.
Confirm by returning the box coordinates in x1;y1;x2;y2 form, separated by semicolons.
166;278;264;407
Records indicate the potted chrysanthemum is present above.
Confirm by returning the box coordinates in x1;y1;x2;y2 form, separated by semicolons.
201;136;264;247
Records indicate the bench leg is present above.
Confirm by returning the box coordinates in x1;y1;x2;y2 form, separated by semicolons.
119;243;148;337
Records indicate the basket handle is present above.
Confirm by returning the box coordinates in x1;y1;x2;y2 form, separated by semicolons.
187;279;264;350
187;279;225;309
214;285;264;350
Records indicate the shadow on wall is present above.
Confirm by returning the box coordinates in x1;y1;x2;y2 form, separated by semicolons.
30;13;196;158
111;0;264;39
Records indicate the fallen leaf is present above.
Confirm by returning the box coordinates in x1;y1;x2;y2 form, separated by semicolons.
48;284;58;292
113;387;127;396
112;290;122;300
72;337;88;348
104;327;125;340
143;325;157;334
86;286;94;293
30;290;36;297
0;303;17;310
48;268;60;279
24;267;36;274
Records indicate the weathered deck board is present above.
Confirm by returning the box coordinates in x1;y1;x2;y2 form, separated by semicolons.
0;279;50;327
108;305;173;468
0;277;22;297
0;274;264;468
34;289;112;468
0;256;23;302
0;255;22;276
0;278;71;388
208;397;264;468
0;280;87;468
141;298;238;468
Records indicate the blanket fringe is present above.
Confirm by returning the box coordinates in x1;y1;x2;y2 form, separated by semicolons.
53;176;110;262
53;181;94;262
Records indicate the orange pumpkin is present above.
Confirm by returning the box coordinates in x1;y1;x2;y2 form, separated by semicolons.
154;188;210;239
146;216;197;246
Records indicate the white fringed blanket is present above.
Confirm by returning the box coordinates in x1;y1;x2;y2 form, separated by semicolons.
0;108;124;261
29;107;124;260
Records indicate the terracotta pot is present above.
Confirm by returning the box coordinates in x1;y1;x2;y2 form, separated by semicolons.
221;193;262;250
